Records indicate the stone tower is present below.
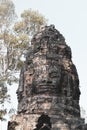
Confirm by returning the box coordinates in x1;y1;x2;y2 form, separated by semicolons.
8;25;87;130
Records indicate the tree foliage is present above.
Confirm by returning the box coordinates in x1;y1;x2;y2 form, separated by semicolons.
0;0;16;28
0;0;17;120
14;9;47;35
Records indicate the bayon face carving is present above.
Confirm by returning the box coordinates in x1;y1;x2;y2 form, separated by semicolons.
8;25;87;130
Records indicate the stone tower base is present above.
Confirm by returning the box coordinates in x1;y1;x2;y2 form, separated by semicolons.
8;114;87;130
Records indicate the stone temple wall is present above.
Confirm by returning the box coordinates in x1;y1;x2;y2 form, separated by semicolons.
8;25;87;130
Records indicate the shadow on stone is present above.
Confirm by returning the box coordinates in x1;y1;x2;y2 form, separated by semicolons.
34;113;51;130
7;121;18;130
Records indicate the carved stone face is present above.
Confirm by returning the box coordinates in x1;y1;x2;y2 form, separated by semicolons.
17;25;80;116
31;61;62;95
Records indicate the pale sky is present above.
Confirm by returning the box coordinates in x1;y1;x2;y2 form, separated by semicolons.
1;0;87;129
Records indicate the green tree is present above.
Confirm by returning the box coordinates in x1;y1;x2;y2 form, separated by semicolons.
0;0;17;79
0;0;16;28
0;0;17;120
14;9;47;36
